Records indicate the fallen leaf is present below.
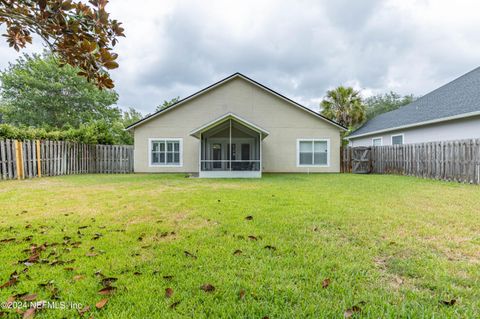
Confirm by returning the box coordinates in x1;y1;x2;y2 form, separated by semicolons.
233;249;243;256
96;298;109;309
322;278;331;289
248;235;258;241
73;275;85;281
86;252;98;257
184;251;197;259
165;287;174;298
441;299;456;306
0;278;18;289
101;277;118;286
200;284;215;292
0;238;16;243
78;305;91;316
98;286;116;295
21;294;37;302
344;303;364;318
38;280;55;289
28;253;40;263
92;233;103;240
169;300;181;309
245;216;253;220
239;289;246;300
23;308;35;319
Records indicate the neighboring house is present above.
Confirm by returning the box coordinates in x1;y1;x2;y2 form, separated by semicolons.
126;73;346;178
348;67;480;146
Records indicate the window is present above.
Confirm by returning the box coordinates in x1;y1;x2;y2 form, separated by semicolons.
372;137;382;146
150;139;182;166
297;139;329;166
391;134;404;145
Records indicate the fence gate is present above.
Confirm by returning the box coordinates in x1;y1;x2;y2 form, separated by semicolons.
352;147;371;174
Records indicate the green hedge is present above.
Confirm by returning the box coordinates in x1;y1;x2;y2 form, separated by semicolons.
0;122;133;145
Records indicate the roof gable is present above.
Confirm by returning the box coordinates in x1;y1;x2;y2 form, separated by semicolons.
190;113;269;139
349;66;480;138
126;73;346;131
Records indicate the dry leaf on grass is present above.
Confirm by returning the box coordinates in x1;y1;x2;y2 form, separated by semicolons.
322;278;331;288
23;308;35;319
101;277;118;286
441;299;456;306
78;305;91;316
0;278;18;289
200;284;215;292
98;286;116;295
96;298;109;309
21;294;37;302
344;302;365;318
239;289;246;300
184;251;197;259
165;288;174;298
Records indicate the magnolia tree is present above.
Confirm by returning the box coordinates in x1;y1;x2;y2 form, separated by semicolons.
0;0;124;88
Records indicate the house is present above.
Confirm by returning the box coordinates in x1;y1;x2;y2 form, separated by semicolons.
126;73;346;178
348;67;480;146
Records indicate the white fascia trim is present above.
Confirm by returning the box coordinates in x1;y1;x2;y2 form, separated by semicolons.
189;112;270;139
148;138;183;168
126;74;347;131
296;138;330;168
347;110;480;139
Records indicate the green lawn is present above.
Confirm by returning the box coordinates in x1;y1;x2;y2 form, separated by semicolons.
0;174;479;318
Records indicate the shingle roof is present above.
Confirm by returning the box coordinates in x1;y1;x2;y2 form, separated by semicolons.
349;67;480;138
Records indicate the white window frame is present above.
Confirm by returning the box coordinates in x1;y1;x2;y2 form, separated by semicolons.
391;133;404;145
148;138;183;167
372;137;383;146
296;139;330;167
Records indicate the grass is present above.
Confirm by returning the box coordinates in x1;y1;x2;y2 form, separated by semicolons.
0;173;480;318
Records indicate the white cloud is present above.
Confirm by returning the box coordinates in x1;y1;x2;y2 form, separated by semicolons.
1;0;480;115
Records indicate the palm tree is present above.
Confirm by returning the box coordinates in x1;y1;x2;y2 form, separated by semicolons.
320;86;366;129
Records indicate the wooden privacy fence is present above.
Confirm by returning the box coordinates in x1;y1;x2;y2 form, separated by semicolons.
0;139;134;180
341;138;480;184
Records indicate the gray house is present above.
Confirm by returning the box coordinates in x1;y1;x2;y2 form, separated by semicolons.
126;73;346;178
348;67;480;146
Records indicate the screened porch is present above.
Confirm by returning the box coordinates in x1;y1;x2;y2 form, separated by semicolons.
190;113;269;178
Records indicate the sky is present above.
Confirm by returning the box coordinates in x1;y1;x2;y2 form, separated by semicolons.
1;0;480;114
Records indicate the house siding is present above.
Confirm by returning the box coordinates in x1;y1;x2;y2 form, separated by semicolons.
349;115;480;147
133;77;341;173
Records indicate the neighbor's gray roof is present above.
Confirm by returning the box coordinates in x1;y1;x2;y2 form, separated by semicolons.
349;66;480;138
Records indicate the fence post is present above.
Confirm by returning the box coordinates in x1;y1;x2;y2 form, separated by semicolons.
36;140;42;178
15;140;24;180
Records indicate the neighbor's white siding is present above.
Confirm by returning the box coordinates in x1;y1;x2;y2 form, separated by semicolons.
349;115;480;146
